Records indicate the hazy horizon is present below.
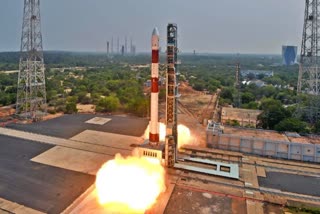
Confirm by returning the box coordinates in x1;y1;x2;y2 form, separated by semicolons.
1;0;305;54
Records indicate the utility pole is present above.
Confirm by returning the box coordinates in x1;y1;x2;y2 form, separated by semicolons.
296;0;320;123
16;0;47;121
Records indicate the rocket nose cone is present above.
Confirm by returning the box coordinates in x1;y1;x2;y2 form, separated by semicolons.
152;27;159;36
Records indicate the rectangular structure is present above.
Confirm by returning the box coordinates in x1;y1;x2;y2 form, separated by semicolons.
221;107;262;127
207;124;320;163
282;45;298;66
174;157;239;179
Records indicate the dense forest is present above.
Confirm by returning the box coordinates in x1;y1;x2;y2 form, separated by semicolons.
0;51;319;133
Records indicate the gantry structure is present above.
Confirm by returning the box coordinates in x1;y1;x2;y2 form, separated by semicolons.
165;23;179;167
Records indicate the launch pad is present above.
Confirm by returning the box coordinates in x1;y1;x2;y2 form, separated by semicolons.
138;141;165;164
1;112;320;213
138;24;240;181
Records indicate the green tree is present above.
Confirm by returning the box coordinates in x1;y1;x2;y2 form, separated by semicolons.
241;92;255;104
242;101;259;109
127;97;149;117
96;95;120;112
258;98;291;129
220;87;234;101
314;121;320;134
65;102;78;114
275;118;309;133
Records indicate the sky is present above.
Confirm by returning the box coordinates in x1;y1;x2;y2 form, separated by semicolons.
0;0;305;54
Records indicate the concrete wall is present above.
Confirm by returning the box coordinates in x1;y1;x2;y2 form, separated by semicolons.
207;130;320;163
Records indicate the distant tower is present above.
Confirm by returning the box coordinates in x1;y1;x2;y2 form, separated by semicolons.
16;0;47;120
298;0;320;95
296;0;320;123
111;37;114;54
235;58;241;108
117;37;120;54
121;45;125;56
130;37;133;55
132;45;136;55
107;41;110;55
125;36;128;54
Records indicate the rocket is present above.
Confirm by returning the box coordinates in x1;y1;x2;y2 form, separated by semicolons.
149;28;160;146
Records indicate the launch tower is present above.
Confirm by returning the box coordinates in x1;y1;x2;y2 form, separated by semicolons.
16;0;47;121
165;23;179;167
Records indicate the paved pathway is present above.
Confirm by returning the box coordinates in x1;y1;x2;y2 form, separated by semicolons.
0;127;133;157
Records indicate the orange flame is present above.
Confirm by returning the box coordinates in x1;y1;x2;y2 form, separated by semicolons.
177;124;193;149
144;123;194;149
95;151;166;213
144;122;167;142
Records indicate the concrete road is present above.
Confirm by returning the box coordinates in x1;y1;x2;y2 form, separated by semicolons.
258;171;320;197
8;114;148;139
0;135;95;214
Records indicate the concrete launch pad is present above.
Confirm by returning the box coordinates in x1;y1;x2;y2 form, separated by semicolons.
70;129;143;150
0;114;148;214
1;114;320;214
0;135;95;214
31;146;112;175
7;114;148;138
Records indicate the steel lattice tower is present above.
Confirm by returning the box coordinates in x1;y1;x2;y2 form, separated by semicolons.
298;0;320;95
295;0;320;123
16;0;47;120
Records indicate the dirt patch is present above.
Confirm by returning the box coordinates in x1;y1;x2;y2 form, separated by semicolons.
77;104;95;113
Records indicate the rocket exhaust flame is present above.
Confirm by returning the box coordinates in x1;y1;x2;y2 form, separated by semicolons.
95;150;166;213
144;123;194;149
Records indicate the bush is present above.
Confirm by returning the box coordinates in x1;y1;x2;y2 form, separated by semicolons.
275;118;309;133
96;95;120;112
65;102;78;114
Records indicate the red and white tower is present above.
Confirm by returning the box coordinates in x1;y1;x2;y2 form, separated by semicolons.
149;28;160;146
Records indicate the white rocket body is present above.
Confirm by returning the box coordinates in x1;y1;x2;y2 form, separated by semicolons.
149;28;160;145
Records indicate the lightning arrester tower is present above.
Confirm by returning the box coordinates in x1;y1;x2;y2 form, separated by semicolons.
16;0;47;120
297;0;320;122
298;0;320;95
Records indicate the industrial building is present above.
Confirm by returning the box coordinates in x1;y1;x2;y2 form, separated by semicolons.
241;70;274;78
221;107;262;127
207;122;320;163
282;45;298;66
